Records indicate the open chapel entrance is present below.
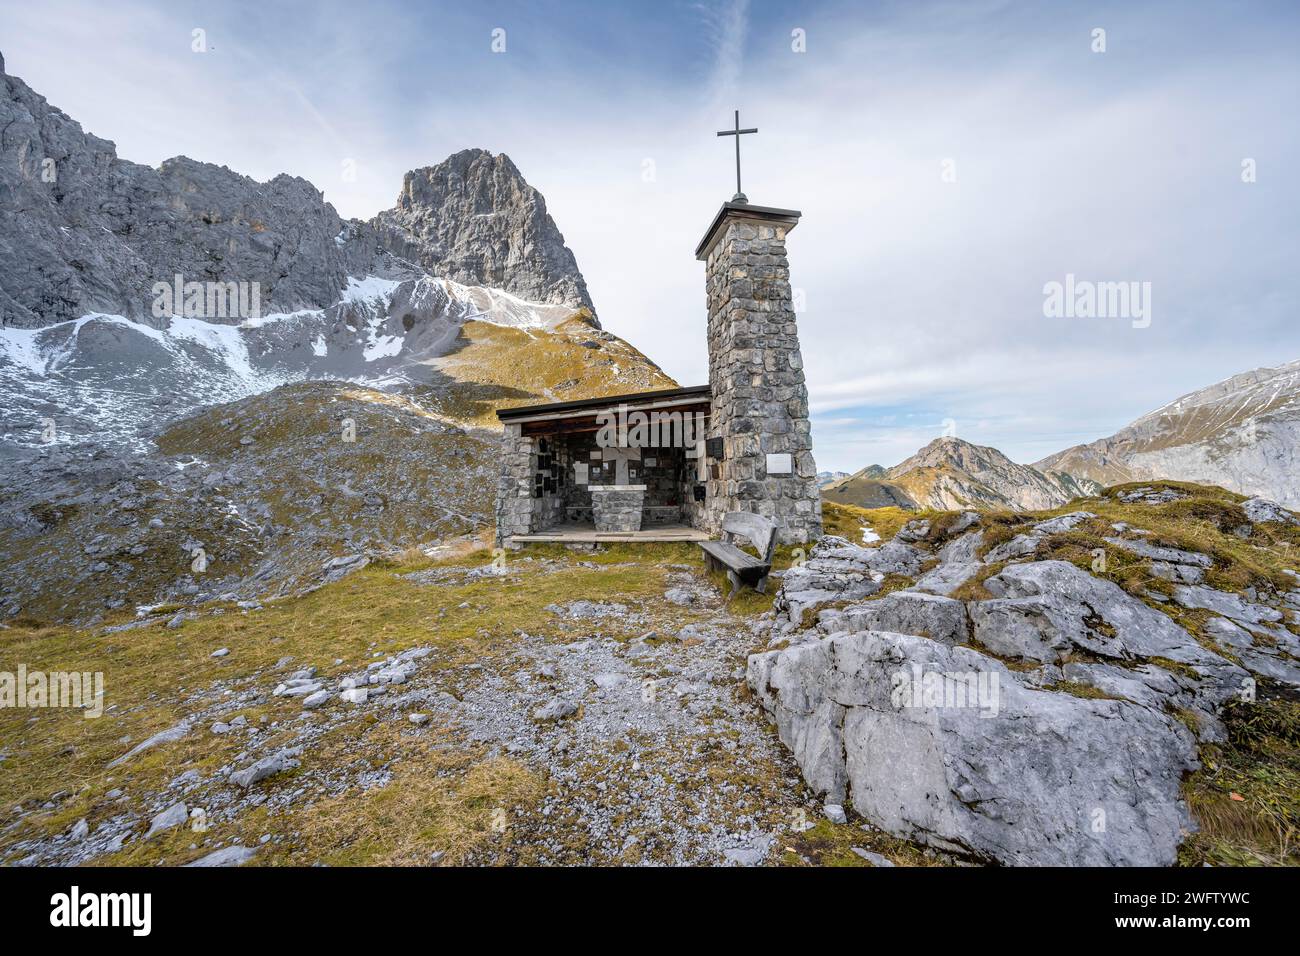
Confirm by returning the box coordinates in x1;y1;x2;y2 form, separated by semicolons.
496;386;714;543
538;429;696;530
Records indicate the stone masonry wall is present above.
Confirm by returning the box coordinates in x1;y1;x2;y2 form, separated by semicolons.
495;423;535;545
702;213;822;544
591;488;645;533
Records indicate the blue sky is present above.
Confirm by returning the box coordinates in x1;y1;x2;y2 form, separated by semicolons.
3;0;1298;471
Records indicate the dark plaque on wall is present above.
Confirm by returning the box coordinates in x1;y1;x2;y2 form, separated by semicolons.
693;484;707;502
706;437;724;460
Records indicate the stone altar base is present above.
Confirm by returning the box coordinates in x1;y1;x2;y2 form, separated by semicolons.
589;485;645;533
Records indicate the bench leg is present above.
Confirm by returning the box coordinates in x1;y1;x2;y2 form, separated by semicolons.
725;570;741;604
755;574;769;595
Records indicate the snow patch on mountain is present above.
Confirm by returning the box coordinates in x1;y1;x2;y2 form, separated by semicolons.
167;316;260;381
1037;358;1300;507
342;275;404;307
0;275;578;455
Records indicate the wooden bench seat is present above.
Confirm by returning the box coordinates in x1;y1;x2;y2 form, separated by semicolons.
699;540;767;571
699;512;777;600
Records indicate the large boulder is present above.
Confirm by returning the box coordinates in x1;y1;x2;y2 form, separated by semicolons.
912;531;982;596
821;591;968;646
985;562;1232;666
1031;511;1096;534
747;630;1199;866
775;536;923;624
1241;496;1298;526
1103;536;1212;567
752;520;1291;866
1171;585;1284;627
984;533;1042;564
968;598;1080;663
1202;616;1300;687
974;561;1249;736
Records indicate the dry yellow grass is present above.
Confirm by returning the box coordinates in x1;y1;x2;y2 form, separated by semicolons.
0;542;743;865
424;319;677;426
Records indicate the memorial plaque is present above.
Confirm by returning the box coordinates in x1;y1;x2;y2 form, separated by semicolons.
765;453;793;475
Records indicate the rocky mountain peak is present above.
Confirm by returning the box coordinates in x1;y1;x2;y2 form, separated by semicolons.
0;60;376;328
1036;358;1300;507
889;434;998;476
0;61;594;329
820;435;1102;512
373;148;595;319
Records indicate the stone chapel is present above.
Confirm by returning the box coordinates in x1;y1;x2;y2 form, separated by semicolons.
494;198;822;546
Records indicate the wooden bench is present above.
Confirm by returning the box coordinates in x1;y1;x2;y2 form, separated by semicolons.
699;512;777;601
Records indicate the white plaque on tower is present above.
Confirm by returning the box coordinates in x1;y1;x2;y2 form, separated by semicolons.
765;453;793;475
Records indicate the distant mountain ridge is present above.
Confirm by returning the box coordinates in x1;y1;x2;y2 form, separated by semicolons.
817;470;851;487
0;53;591;329
0;52;677;625
1036;359;1300;508
0;53;649;456
824;437;1100;512
828;358;1300;514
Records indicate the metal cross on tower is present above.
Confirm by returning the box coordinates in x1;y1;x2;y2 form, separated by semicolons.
716;109;757;203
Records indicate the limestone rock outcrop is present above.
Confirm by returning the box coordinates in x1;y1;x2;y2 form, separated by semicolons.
749;515;1288;865
748;629;1199;866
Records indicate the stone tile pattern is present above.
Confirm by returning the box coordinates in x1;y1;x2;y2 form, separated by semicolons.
495;427;589;542
702;213;822;544
495;423;539;542
591;488;644;533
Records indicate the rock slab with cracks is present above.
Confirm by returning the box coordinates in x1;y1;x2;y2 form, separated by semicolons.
746;529;1275;866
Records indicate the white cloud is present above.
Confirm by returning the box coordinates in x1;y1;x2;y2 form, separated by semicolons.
2;0;1295;473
